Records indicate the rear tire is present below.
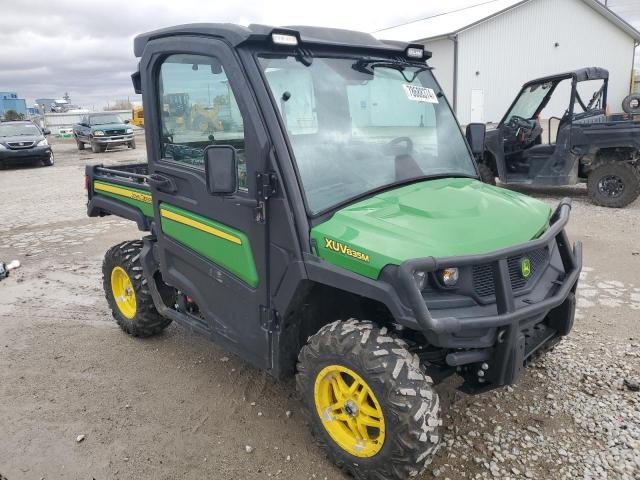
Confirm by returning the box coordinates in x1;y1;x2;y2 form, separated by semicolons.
477;162;496;185
297;319;441;480
587;160;640;208
103;240;173;337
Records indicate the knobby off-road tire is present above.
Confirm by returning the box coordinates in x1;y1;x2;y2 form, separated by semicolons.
297;319;441;480
587;160;640;208
477;162;496;185
103;240;173;337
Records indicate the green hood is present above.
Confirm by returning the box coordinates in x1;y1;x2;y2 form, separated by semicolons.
311;178;551;279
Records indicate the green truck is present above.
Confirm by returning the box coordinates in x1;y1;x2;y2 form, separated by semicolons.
86;24;582;480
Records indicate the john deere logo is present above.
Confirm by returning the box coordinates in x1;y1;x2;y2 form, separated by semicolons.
520;257;532;278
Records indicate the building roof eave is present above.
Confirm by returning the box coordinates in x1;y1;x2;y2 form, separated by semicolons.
389;0;640;44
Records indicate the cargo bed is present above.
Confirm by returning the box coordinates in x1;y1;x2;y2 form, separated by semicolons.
86;163;152;231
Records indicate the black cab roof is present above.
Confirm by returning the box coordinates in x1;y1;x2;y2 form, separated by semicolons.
133;23;428;58
524;67;609;87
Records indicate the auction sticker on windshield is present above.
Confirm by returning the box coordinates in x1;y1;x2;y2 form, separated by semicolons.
403;84;438;103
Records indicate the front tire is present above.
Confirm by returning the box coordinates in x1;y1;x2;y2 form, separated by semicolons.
76;137;85;150
587;160;640;208
91;141;101;153
477;162;496;185
297;319;441;480
41;151;54;167
128;138;136;149
103;240;173;337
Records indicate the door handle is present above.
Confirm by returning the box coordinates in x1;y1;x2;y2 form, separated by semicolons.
148;174;177;193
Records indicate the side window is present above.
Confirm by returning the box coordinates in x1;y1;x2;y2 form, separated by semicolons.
158;54;247;190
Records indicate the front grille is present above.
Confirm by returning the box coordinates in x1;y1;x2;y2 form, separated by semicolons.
472;264;495;297
7;141;35;149
105;129;126;135
472;247;549;297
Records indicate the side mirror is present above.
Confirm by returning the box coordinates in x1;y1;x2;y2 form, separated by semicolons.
465;123;486;155
204;145;237;194
124;119;130;124
42;128;51;136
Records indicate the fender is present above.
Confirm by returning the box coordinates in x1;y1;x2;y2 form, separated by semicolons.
87;196;150;231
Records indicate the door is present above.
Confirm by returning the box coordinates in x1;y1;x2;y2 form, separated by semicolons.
470;89;484;123
141;38;271;368
78;115;89;141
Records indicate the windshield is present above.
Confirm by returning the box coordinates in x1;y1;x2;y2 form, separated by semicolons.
258;55;476;214
90;114;123;125
504;82;553;123
0;123;41;137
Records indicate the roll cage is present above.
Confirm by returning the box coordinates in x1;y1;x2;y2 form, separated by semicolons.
499;67;610;127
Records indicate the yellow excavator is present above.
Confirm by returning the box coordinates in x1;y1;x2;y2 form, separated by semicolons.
162;93;224;133
131;105;144;128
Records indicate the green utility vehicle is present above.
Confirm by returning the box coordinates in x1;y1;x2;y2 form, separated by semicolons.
86;24;582;480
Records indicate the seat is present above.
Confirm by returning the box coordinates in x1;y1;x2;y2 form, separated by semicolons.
524;144;556;157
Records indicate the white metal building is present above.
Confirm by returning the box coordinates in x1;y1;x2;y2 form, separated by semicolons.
376;0;640;125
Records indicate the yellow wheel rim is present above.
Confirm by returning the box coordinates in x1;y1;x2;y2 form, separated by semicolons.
111;266;137;319
314;365;385;458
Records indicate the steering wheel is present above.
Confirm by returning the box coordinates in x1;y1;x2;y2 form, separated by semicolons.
509;115;535;129
385;136;414;156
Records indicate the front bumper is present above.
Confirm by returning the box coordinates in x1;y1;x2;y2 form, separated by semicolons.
0;145;52;163
93;134;134;145
397;198;581;385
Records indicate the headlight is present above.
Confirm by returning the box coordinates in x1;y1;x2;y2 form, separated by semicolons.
0;143;6;150
413;270;427;291
439;268;459;287
93;130;105;136
37;139;48;146
126;128;133;134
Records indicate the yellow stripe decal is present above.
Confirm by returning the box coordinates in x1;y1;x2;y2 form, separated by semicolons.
94;182;152;203
160;208;242;245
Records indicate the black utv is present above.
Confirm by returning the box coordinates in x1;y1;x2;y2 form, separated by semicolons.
474;68;640;207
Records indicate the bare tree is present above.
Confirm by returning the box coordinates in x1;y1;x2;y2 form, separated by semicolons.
2;110;24;121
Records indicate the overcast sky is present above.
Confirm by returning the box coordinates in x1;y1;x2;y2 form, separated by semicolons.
0;0;637;110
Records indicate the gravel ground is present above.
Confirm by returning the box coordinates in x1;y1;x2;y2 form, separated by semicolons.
0;136;638;480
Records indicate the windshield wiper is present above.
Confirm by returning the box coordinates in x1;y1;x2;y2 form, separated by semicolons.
352;60;427;83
